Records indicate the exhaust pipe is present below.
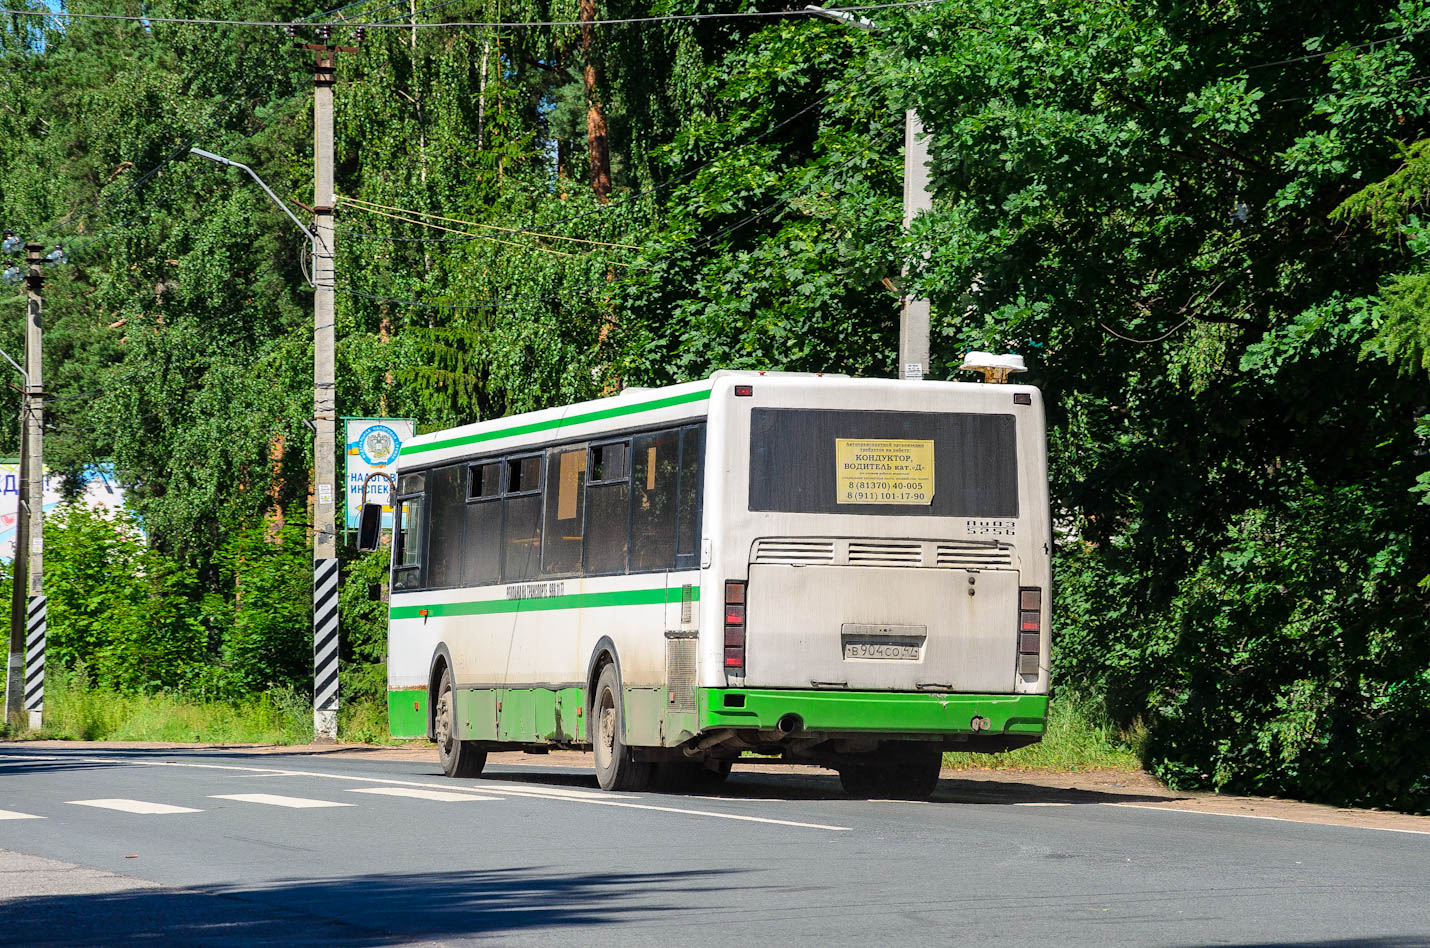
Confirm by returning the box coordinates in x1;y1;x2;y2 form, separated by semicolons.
775;713;803;738
683;727;736;757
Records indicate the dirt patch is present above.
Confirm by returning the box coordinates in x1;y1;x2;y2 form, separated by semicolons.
12;739;1428;834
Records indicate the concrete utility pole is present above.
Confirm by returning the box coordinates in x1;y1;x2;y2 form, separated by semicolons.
308;37;347;742
19;242;44;729
899;110;932;381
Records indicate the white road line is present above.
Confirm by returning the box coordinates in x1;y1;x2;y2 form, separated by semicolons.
565;798;851;831
1014;802;1073;807
210;793;355;809
1102;803;1430;837
69;799;202;815
0;808;44;820
34;755;853;831
346;787;499;802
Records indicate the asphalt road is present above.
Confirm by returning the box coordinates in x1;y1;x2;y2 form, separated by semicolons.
0;746;1426;947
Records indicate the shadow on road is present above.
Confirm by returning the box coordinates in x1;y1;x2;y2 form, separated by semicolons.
473;765;1182;806
0;745;1182;806
0;864;750;947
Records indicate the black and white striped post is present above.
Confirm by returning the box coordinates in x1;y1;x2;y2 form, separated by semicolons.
313;558;339;738
23;593;44;727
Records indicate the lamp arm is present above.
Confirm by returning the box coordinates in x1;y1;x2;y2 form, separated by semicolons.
189;148;326;258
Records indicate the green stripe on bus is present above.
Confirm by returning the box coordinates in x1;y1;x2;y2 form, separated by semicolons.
401;388;713;457
390;584;699;620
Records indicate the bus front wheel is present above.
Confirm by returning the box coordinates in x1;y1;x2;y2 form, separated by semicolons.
593;663;651;791
435;668;486;778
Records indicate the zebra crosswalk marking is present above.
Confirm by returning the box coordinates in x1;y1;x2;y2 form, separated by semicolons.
68;799;202;815
209;793;354;809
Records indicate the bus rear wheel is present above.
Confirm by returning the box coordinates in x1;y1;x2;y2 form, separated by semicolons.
435;668;486;778
839;747;942;800
592;663;650;791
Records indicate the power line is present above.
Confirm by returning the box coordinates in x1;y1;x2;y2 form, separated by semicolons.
0;1;952;31
495;87;844;239
1248;25;1430;70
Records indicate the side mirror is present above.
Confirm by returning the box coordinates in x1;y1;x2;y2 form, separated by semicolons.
357;502;383;552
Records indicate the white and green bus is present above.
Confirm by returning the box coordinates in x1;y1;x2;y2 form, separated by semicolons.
375;370;1049;798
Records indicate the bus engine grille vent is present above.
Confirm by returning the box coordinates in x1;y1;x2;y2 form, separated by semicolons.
751;538;836;564
936;543;1014;568
847;541;923;566
665;638;698;713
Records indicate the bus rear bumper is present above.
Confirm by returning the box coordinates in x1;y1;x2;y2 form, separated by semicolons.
699;689;1047;737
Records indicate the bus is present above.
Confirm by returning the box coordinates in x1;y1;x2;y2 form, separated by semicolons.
372;370;1049;799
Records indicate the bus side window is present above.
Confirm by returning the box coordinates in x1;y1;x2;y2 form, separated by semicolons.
542;445;587;576
463;461;503;587
630;429;679;572
676;425;704;568
426;465;465;589
502;455;543;582
584;441;630;575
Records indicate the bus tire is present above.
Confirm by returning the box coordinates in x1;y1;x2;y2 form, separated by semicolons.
840;748;942;800
838;765;883;798
435;667;486;778
592;663;650;792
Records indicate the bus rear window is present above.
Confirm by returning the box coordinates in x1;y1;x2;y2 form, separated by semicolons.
748;408;1018;517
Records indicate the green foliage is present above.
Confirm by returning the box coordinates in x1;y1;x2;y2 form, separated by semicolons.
44;504;207;694
213;522;314;696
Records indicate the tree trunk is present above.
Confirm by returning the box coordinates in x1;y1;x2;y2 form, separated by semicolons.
580;0;611;201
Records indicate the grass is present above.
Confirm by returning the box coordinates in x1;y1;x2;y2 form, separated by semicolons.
942;699;1143;772
11;665;412;746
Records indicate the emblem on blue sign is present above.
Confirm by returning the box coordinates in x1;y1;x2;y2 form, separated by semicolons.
357;424;401;466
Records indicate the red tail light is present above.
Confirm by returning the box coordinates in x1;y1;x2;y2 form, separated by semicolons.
724;580;747;671
1018;587;1041;676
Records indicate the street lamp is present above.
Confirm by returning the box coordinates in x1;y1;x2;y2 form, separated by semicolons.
805;5;932;381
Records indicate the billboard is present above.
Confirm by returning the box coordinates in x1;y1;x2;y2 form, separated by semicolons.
0;464;128;560
343;418;415;530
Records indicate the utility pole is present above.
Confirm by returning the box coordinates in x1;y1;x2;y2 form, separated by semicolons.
20;242;43;729
305;33;350;742
900;111;932;381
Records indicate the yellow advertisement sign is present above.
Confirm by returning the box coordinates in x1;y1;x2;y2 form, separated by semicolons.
835;439;935;505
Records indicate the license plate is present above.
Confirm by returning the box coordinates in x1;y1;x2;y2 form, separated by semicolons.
843;640;923;661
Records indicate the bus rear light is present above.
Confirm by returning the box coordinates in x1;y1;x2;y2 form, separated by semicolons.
734;385;754;397
725;580;747;672
1018;587;1042;676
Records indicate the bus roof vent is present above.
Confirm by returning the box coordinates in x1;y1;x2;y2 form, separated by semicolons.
958;351;1026;384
